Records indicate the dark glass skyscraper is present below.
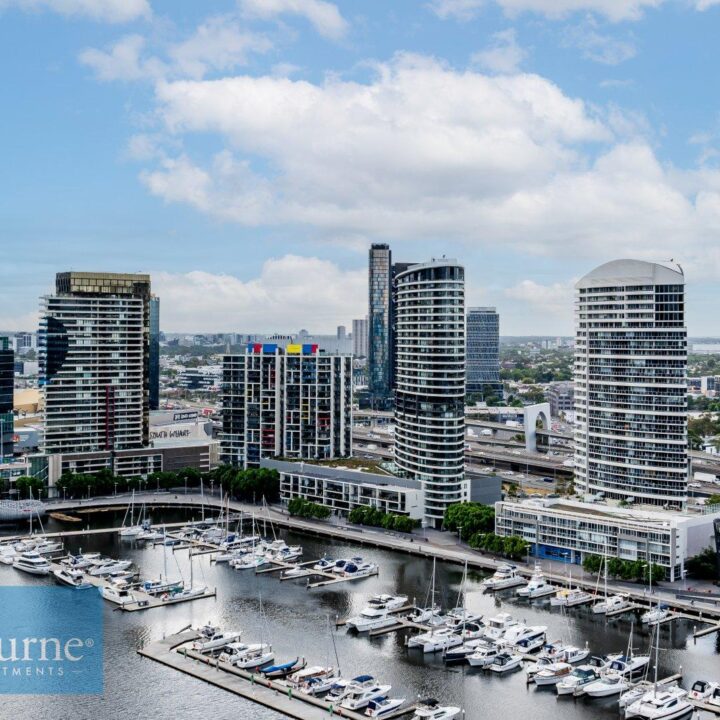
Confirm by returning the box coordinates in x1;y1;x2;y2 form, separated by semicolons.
466;307;502;399
40;272;152;453
368;244;393;405
149;296;160;410
0;336;13;460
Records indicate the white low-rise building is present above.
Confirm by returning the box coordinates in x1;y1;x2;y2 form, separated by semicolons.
495;497;720;581
262;458;424;519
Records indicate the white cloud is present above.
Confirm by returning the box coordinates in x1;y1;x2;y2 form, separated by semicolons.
152;257;366;332
134;54;720;283
79;35;165;82
564;19;636;65
239;0;348;40
504;279;575;312
430;0;663;21
696;0;720;9
0;0;150;22
428;0;485;20
471;29;527;74
80;18;270;82
167;16;272;79
0;310;39;333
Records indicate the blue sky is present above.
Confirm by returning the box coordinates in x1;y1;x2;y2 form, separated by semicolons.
2;0;720;335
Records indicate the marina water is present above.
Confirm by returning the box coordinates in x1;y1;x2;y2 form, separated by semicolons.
1;510;718;720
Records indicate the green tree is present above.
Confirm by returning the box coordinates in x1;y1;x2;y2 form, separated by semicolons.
582;554;603;575
14;476;47;499
443;503;495;539
686;547;719;580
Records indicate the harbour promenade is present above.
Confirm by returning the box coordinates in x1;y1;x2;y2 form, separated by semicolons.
19;491;720;625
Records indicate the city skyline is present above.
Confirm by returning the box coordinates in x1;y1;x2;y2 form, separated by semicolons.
4;1;720;335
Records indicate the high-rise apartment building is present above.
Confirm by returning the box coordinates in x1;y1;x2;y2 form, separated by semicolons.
574;260;688;508
221;343;352;468
149;296;160;410
368;244;393;405
0;337;13;460
352;318;368;358
394;260;467;526
39;272;152;454
466;307;502;399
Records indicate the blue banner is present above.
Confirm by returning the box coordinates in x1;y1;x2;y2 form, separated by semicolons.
0;587;103;694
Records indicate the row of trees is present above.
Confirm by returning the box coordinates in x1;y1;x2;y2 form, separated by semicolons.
14;475;47;499
468;532;528;560
287;497;331;519
581;554;665;583
49;465;280;504
348;505;419;533
443;502;495;540
686;548;719;580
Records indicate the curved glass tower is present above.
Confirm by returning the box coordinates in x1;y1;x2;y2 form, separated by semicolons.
574;259;688;508
393;259;466;527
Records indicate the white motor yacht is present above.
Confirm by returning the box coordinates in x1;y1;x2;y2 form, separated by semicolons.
482;612;518;641
534;661;574;686
331;557;363;574
489;652;524;673
346;595;408;633
556;665;600;696
507;627;547;654
517;564;556;599
13;550;51;576
605;654;652;678
327;675;376;704
298;672;341;696
312;557;335;572
99;584;137;606
625;687;692;720
0;546;17;565
709;686;720;708
411;699;461;720
502;624;547;647
282;565;311;579
53;566;92;589
340;682;392;711
62;553;101;570
89;559;133;576
193;628;242;652
592;593;631;615
408;627;463;654
584;673;632;698
366;697;407;718
481;564;524;591
550;587;594;607
467;643;501;668
233;643;274;669
408;606;445;626
32;540;63;555
688;680;720;701
341;561;378;579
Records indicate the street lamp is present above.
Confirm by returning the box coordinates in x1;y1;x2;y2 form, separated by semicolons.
457;525;463;545
87;484;91;501
114;482;118;497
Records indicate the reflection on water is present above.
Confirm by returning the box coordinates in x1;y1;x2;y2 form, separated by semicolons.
1;510;717;720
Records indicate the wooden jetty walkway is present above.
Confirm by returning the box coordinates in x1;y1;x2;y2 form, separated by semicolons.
138;630;415;720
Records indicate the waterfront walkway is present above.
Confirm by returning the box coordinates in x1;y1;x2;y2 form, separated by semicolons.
20;492;720;624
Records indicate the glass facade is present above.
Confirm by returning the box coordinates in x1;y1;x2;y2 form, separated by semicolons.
149;296;160;410
393;260;467;527
368;244;392;405
40;272;152;453
0;337;13;460
466;307;502;398
574;260;688;508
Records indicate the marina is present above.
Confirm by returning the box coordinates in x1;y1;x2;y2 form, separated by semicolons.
1;508;720;720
